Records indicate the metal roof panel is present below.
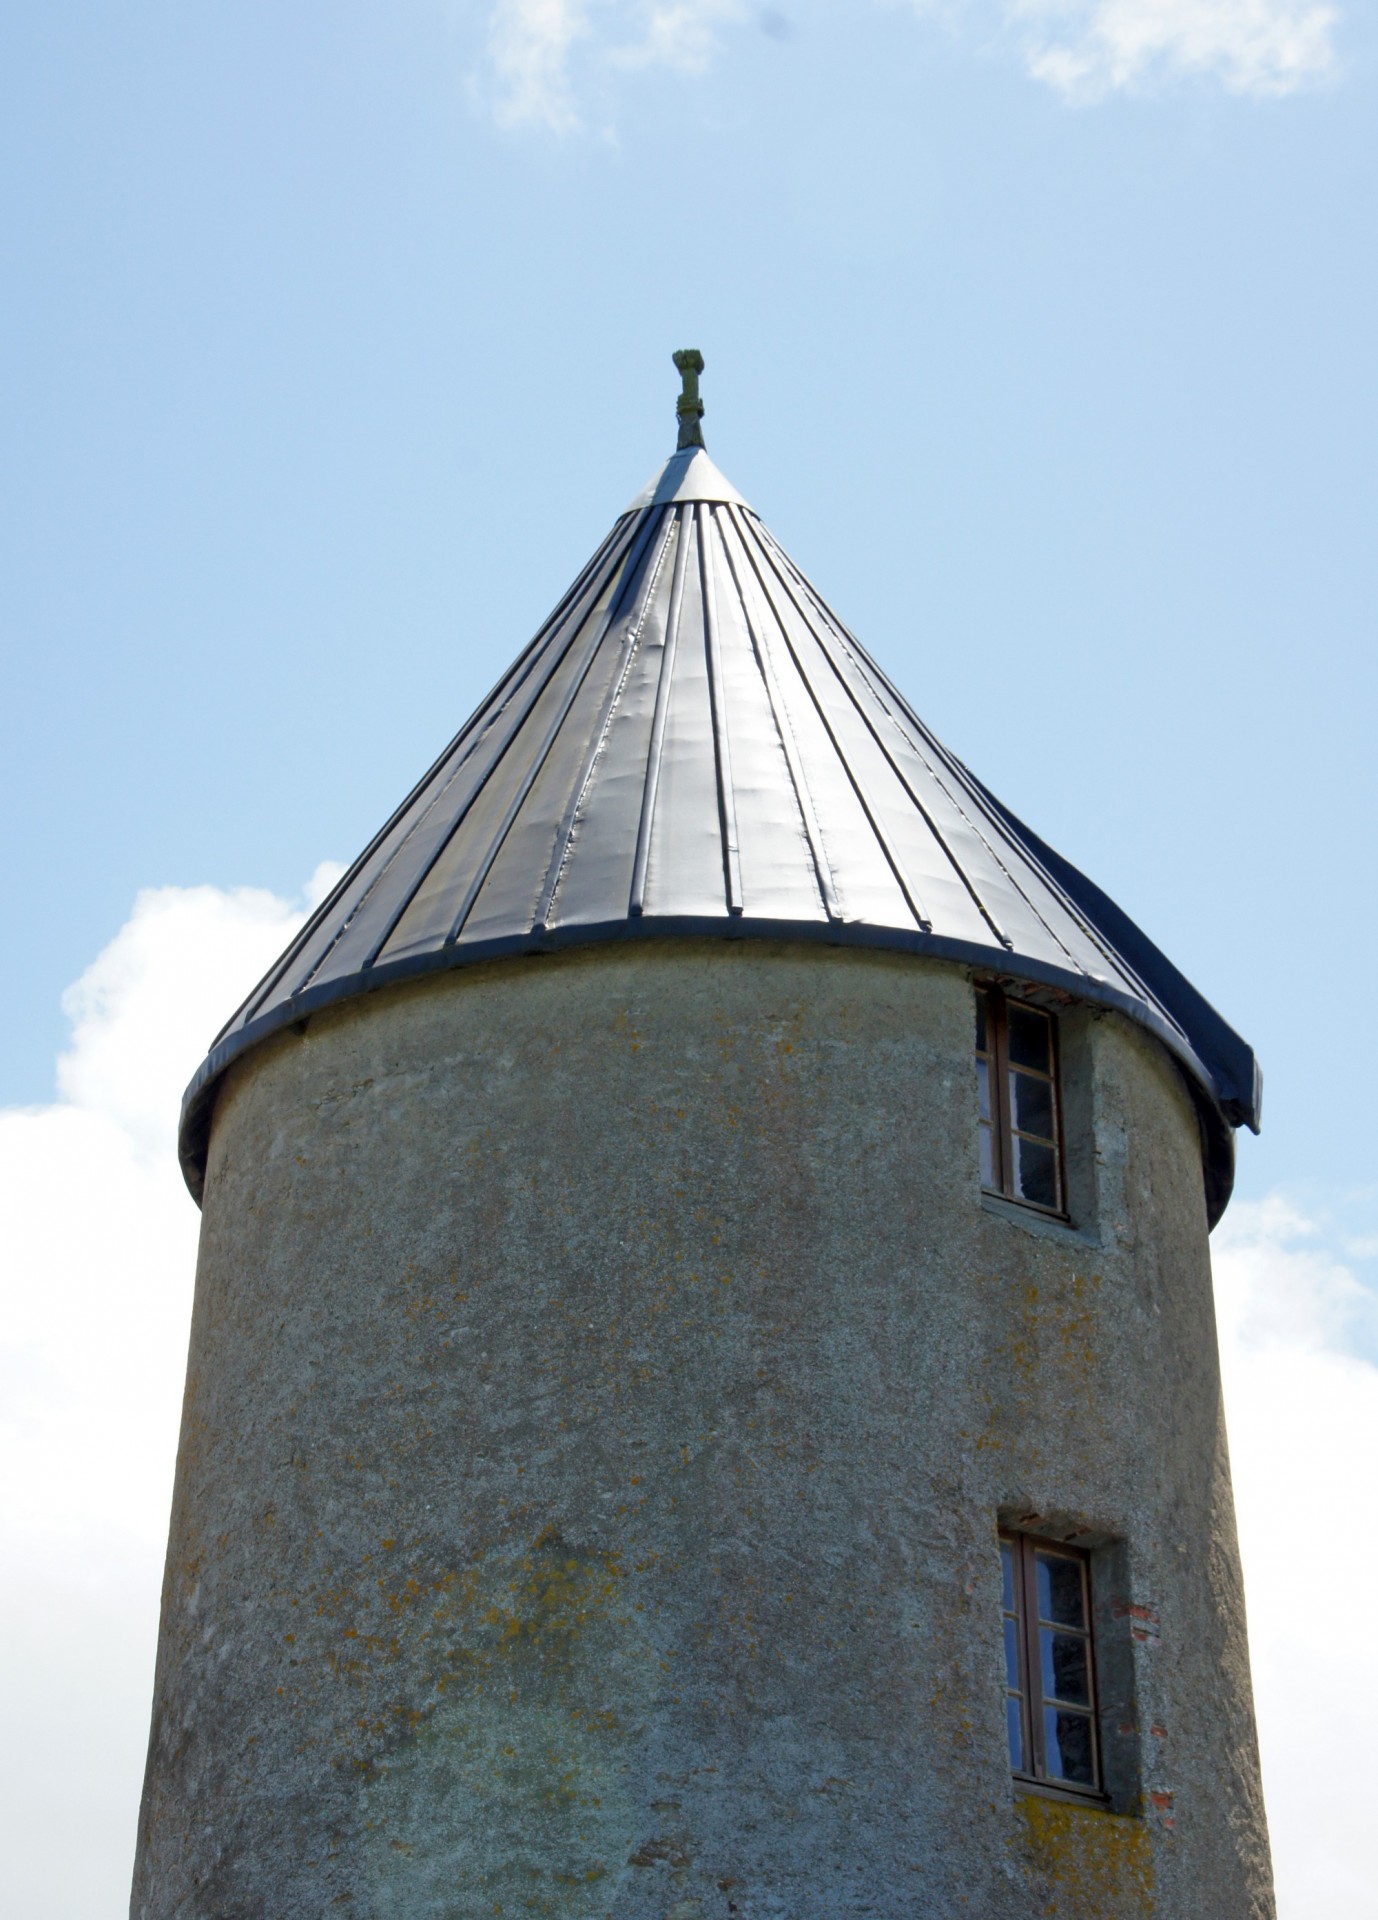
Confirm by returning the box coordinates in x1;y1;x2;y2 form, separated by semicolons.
179;374;1260;1225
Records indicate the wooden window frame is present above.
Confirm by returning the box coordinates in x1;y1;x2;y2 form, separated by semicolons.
1000;1531;1106;1802
976;983;1066;1218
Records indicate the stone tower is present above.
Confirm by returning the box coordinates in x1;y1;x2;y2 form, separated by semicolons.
133;359;1273;1919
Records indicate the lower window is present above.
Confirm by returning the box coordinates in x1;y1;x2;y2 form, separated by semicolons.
1000;1531;1103;1796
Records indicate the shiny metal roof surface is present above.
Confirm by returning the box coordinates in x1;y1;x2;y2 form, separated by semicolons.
180;434;1260;1218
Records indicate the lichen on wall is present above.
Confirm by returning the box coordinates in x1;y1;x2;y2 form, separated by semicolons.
133;943;1273;1919
1017;1794;1155;1917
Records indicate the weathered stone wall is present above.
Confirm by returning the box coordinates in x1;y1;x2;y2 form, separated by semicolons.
132;942;1273;1919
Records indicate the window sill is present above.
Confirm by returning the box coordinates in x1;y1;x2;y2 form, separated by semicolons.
981;1189;1101;1249
1012;1774;1113;1813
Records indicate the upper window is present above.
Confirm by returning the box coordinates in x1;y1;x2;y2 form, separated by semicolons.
975;985;1064;1215
1001;1532;1103;1797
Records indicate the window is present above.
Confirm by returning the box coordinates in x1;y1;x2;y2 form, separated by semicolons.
975;985;1063;1214
1000;1532;1103;1797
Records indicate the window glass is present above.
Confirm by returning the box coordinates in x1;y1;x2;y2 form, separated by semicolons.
1044;1709;1096;1787
1000;1533;1102;1798
976;988;1064;1216
1012;1137;1058;1211
1010;1071;1053;1140
1036;1551;1086;1629
1006;1697;1026;1772
1041;1631;1091;1706
1007;1004;1052;1072
1004;1617;1022;1688
1001;1536;1028;1770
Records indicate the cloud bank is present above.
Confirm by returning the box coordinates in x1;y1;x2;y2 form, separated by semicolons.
1008;0;1338;100
0;869;340;1920
484;0;747;131
475;0;1338;128
1212;1197;1378;1917
2;875;1374;1913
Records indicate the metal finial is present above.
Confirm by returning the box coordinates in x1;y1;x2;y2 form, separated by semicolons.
673;349;705;451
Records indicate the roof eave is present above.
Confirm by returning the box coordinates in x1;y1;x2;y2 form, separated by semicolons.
177;916;1241;1226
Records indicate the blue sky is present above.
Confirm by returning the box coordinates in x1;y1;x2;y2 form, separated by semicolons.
1;11;1376;1909
3;2;1374;1223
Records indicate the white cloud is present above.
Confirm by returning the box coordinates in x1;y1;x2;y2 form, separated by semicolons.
480;0;748;129
1009;0;1338;100
609;1;747;74
476;0;1340;131
3;879;1374;1914
1213;1197;1378;1918
487;0;592;132
0;867;340;1920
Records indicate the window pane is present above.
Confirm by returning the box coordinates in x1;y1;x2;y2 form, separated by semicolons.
1006;1696;1026;1771
1044;1708;1096;1787
1007;1004;1051;1072
1010;1070;1053;1140
975;990;988;1053
1000;1540;1016;1612
1036;1552;1086;1630
1013;1137;1058;1210
979;1121;995;1189
1040;1629;1091;1707
1004;1616;1021;1689
978;1057;992;1122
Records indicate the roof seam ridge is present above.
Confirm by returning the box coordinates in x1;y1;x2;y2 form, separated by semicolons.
741;518;933;933
234;517;630;1028
228;518;625;1036
444;507;672;948
768;538;1044;958
700;506;744;917
295;518;638;995
535;509;677;933
630;506;694;917
720;505;842;923
758;526;1099;977
758;529;1015;954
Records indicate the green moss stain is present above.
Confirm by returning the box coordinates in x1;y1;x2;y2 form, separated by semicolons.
1016;1794;1155;1918
352;1528;654;1918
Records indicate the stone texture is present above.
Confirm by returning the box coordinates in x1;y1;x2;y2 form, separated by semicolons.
132;942;1273;1918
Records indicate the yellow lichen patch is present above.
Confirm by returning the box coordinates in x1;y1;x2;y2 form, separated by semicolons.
1016;1794;1154;1918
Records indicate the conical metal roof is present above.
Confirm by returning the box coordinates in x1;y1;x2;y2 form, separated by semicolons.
180;372;1260;1217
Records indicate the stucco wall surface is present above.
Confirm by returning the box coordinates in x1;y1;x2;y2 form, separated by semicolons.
132;943;1273;1920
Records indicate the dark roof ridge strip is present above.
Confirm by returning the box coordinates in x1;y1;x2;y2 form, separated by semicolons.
733;510;933;933
228;514;637;1031
968;767;1260;1126
719;505;843;923
753;525;1022;958
699;504;744;917
533;508;679;935
756;527;1137;988
443;505;674;949
629;506;695;917
945;748;1179;1023
297;514;643;991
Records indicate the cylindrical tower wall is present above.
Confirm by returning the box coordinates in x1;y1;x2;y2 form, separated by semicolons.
133;943;1272;1919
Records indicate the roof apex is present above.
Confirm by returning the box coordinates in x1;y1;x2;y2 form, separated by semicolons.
626;447;750;512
